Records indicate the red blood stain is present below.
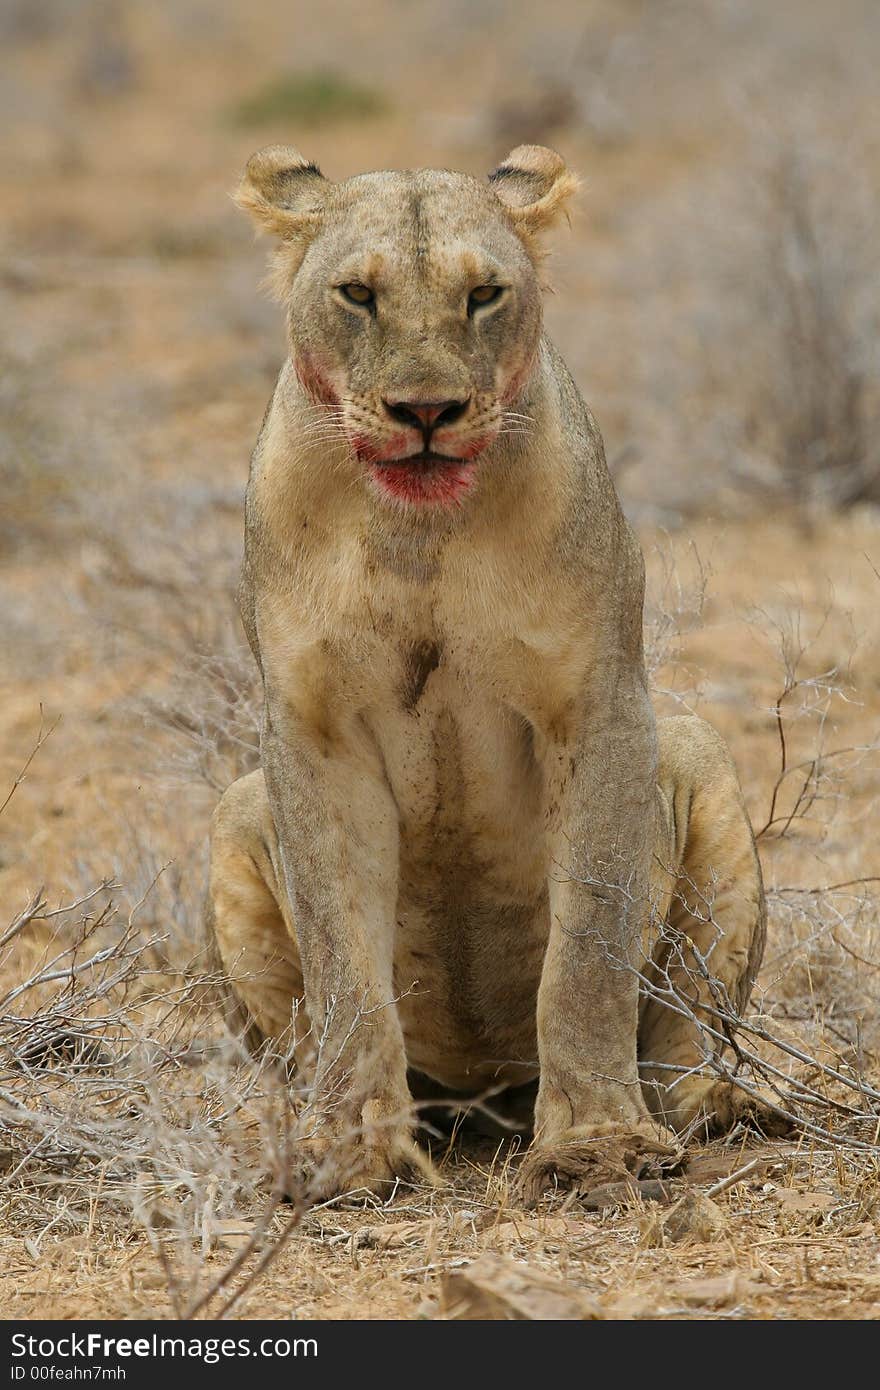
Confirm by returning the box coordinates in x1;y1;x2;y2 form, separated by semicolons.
295;353;340;407
500;353;537;406
457;433;492;461
369;461;477;508
352;432;411;464
319;412;491;507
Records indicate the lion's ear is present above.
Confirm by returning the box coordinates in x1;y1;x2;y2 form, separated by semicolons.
234;145;328;240
488;145;579;241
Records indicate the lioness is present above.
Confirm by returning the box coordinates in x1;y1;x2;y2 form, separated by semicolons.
208;144;773;1202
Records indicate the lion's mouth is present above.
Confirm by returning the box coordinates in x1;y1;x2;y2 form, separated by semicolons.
369;452;477;507
385;451;465;467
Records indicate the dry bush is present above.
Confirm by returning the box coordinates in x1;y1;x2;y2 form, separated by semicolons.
567;9;880;524
141;641;260;796
641;565;880;1134
0;352;86;556
0;722;284;1314
732;152;878;508
614;134;880;521
751;612;880;1057
643;538;708;705
0;859;325;1317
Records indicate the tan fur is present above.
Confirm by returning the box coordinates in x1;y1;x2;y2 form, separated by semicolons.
209;146;771;1202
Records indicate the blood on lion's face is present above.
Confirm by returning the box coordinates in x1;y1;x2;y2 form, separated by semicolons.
235;144;577;511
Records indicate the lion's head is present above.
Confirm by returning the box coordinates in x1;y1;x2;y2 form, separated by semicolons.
236;145;578;509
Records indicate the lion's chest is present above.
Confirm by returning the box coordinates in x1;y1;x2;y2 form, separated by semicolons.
265;540;593;1087
367;648;551;1087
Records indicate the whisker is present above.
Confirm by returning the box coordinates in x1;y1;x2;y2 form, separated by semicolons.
295;427;350;442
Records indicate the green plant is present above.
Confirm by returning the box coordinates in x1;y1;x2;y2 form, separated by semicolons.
229;70;387;129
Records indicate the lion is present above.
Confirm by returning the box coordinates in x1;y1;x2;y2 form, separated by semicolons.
207;143;780;1204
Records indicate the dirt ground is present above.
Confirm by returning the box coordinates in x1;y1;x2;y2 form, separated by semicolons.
2;1;880;1320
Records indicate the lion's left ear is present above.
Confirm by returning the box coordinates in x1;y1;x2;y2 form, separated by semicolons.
488;145;579;240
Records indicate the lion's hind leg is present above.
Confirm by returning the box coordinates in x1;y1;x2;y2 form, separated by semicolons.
639;716;788;1139
207;768;307;1062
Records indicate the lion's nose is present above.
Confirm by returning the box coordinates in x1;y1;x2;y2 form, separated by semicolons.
382;398;470;432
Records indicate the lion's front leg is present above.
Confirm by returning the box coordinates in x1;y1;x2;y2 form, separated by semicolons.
261;699;432;1202
520;668;681;1204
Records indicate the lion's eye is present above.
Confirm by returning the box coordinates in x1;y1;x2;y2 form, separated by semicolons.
468;284;503;314
339;283;374;307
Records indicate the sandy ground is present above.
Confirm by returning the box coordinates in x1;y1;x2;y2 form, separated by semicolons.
2;0;880;1319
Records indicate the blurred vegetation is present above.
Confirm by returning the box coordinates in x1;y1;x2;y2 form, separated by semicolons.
0;355;75;556
228;69;388;129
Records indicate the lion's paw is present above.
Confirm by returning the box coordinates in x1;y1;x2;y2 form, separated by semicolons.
516;1121;685;1207
292;1120;440;1205
682;1081;796;1141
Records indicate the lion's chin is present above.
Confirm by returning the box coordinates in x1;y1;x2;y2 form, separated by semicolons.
368;458;478;509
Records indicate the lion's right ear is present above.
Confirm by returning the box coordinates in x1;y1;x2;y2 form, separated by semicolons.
234;145;328;241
